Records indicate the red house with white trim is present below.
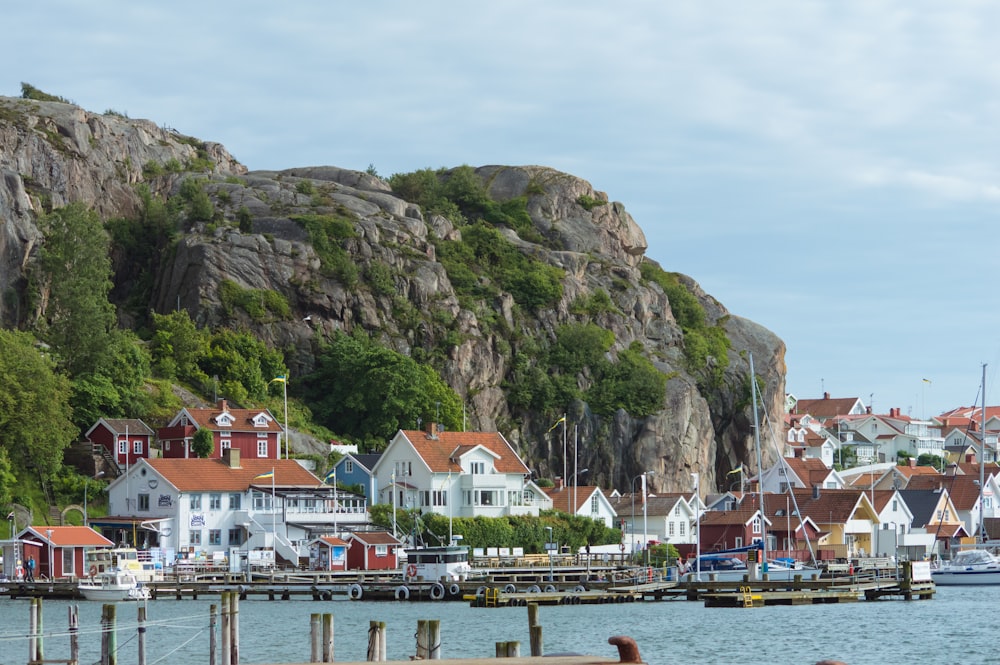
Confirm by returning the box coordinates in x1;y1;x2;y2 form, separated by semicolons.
346;531;402;571
156;399;284;460
17;526;114;580
85;418;156;468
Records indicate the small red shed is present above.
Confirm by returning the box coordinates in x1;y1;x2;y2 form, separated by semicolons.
18;526;114;580
346;531;402;571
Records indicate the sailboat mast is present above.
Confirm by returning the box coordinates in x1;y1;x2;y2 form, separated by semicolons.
980;363;987;544
750;353;767;565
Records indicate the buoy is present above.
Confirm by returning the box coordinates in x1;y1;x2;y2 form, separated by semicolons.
348;584;363;600
504;583;517;593
89;565;98;577
395;585;410;601
405;563;418;579
448;583;461;596
430;582;446;600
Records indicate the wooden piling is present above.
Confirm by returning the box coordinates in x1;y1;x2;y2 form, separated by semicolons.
311;614;322;662
29;597;38;664
428;619;441;660
101;603;117;665
231;591;240;665
322;613;334;662
222;593;231;665
416;620;429;659
528;602;542;657
69;605;79;665
137;604;147;665
367;620;386;661
210;604;218;665
495;641;521;657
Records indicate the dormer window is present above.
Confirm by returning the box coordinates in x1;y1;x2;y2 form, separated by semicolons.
216;413;233;427
253;413;269;428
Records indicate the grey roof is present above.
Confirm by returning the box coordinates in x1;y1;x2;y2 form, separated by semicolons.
897;489;944;528
349;453;382;472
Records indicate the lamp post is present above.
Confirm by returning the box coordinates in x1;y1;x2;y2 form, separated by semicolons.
691;472;701;580
570;468;589;517
83;471;105;527
630;472;652;556
331;470;338;538
46;528;53;580
545;526;554;581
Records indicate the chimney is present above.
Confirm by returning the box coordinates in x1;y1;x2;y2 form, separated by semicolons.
555;477;564;492
425;422;438;440
218;398;228;411
909;458;917;468
966;453;975;464
223;448;241;468
812;485;820;499
823;392;830;400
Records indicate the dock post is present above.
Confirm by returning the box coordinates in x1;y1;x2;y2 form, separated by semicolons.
210;604;218;665
496;641;520;658
322;613;334;662
138;603;147;665
527;602;542;657
101;603;117;665
311;614;322;662
367;621;386;661
231;590;240;665
416;620;429;659
428;619;441;659
29;597;38;664
69;605;79;665
221;593;231;665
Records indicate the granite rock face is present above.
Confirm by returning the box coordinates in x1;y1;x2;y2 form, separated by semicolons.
0;97;786;494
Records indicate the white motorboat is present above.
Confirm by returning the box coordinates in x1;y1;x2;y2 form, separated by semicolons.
931;549;1000;585
78;568;151;601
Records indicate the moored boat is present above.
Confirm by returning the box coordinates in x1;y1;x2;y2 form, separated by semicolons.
78;568;151;601
931;549;1000;585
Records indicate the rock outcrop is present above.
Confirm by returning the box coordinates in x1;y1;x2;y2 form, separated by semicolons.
0;96;786;494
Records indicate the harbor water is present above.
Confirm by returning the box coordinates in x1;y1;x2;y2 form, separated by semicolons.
0;586;989;665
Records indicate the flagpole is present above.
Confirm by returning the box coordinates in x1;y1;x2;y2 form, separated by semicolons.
271;468;276;554
282;378;288;459
562;414;567;492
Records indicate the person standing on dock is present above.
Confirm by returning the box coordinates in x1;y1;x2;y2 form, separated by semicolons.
25;556;35;582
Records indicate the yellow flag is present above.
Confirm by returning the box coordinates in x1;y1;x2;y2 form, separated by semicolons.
547;416;566;433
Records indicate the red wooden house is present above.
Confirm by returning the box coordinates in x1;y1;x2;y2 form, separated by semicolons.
18;526;114;580
156;399;284;460
698;506;769;554
85;418;155;468
346;531;402;571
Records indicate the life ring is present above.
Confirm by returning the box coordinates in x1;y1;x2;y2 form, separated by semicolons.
503;583;517;593
405;563;418;579
429;582;445;600
89;565;98;577
394;585;410;601
348;583;363;600
448;583;461;596
526;585;541;594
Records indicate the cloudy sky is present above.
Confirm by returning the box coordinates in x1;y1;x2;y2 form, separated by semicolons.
8;1;1000;417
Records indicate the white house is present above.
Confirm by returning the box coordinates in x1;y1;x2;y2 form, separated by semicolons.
372;424;544;522
544;482;617;527
608;492;697;550
758;457;845;494
102;450;365;569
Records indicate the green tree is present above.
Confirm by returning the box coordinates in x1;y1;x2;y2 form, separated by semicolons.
150;310;210;382
35;203;116;377
0;330;77;477
191;428;215;458
302;331;461;447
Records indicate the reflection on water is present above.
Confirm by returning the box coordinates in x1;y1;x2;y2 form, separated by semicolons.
0;587;991;665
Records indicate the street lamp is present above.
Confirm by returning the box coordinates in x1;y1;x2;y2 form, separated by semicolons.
545;526;554;581
83;471;105;527
630;472;653;556
691;472;701;581
46;528;53;580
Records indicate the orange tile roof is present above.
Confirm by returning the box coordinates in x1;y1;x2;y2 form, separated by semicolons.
400;429;529;474
318;536;349;547
787;488;869;523
699;507;760;526
779;457;833;486
545;486;601;513
25;526;114;547
182;401;283;434
147;458;321;491
349;531;402;546
792;396;862;419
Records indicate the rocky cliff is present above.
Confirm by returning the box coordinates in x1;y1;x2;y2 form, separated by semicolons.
0;95;786;495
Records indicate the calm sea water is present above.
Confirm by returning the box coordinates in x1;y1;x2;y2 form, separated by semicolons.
0;586;991;665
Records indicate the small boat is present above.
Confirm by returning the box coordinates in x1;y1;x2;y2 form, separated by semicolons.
931;549;1000;585
78;568;151;601
401;545;473;582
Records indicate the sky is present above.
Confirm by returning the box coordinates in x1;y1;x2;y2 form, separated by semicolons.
7;1;1000;418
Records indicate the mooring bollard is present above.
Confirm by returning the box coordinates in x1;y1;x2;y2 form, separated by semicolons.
416;620;430;660
527;602;542;657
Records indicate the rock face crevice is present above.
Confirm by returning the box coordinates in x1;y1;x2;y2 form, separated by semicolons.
0;97;786;494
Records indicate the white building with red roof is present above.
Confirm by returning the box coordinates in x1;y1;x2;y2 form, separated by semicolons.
372;423;549;523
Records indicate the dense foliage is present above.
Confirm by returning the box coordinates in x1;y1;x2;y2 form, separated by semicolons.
300;331;463;450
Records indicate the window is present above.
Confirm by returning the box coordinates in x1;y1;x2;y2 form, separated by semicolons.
221;439;231;450
209;530;221;545
133;440;143;454
345;460;354;474
229;493;241;510
118;439;127;454
63;548;74;576
257;431;268;438
668;522;675;536
209;493;222;510
751;516;762;534
470;462;485;475
375;545;388;557
190;494;202;510
190;530;202;545
228;528;243;546
137;494;150;511
679;521;685;536
253;490;272;510
257;440;268;457
734;537;743;548
674;505;681;516
590;495;598;514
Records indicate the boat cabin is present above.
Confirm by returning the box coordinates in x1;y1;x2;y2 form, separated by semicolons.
402;545;472;582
